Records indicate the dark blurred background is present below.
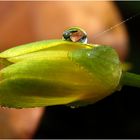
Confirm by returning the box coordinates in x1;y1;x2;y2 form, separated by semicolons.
0;1;139;139
34;2;140;138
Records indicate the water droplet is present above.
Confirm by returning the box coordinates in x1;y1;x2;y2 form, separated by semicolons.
69;104;80;109
70;106;76;109
62;27;87;43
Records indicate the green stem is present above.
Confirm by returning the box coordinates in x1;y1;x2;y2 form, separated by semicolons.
121;72;140;88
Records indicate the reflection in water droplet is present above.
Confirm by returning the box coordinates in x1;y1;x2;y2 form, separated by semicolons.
62;27;87;44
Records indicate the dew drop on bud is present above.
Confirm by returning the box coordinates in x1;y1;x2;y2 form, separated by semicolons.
70;106;76;109
69;104;80;109
62;27;87;44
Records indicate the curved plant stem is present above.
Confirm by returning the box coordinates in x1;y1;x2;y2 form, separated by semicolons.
121;72;140;88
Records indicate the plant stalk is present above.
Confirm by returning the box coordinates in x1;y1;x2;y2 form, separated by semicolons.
121;72;140;88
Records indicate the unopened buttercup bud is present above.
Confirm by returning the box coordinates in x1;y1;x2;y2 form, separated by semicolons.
2;27;138;108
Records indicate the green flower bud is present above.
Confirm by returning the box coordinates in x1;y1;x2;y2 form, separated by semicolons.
0;38;122;108
1;27;140;109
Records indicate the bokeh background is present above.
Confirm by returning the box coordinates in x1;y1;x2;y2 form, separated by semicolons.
34;2;140;138
0;1;140;139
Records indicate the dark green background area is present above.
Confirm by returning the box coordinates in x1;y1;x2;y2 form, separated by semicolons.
116;1;140;73
34;2;140;138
